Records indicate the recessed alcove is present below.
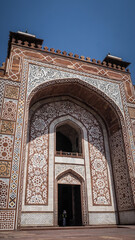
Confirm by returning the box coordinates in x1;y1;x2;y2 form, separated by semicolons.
56;121;82;157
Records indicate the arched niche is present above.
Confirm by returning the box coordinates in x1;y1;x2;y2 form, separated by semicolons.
55;119;83;157
19;78;135;228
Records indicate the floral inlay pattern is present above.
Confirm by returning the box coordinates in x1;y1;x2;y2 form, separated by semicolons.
26;100;111;205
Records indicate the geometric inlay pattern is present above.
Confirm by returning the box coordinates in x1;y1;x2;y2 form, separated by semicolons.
55;164;85;179
1;99;18;121
28;63;124;115
7;58;135;211
26;134;48;204
0;162;11;177
8;58;27;208
0;179;9;208
27;100;111;205
0;135;14;161
58;173;81;185
110;130;134;210
5;85;19;99
0;79;20;120
131;119;135;145
89;126;111;205
0;80;5;116
0;120;15;135
0;210;15;230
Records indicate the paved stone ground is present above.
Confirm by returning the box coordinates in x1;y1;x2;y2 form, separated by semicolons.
0;226;135;240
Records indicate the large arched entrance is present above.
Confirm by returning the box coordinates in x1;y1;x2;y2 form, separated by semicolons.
19;79;135;228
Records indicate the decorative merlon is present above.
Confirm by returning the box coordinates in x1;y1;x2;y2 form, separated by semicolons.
6;31;130;73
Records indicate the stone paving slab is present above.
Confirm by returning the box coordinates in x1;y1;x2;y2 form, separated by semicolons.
0;226;135;240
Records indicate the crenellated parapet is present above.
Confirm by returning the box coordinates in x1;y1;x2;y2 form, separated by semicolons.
0;30;134;105
8;31;43;55
6;31;130;73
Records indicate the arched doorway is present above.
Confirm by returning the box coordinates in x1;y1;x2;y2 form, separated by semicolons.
57;170;84;226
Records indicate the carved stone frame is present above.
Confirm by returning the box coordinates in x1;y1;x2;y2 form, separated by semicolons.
54;169;88;226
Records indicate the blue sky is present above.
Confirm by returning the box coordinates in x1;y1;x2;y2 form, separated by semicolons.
1;0;135;83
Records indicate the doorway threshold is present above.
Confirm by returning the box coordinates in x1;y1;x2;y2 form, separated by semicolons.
19;225;118;231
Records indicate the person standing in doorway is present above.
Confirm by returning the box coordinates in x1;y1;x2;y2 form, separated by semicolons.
62;210;67;226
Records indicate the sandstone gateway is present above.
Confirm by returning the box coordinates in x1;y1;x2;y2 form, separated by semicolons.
0;31;135;230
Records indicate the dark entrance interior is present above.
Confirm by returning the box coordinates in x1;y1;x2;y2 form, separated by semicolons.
58;184;82;226
56;123;82;154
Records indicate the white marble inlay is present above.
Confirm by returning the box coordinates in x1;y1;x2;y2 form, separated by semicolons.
21;213;53;226
55;156;84;165
27;63;124;115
